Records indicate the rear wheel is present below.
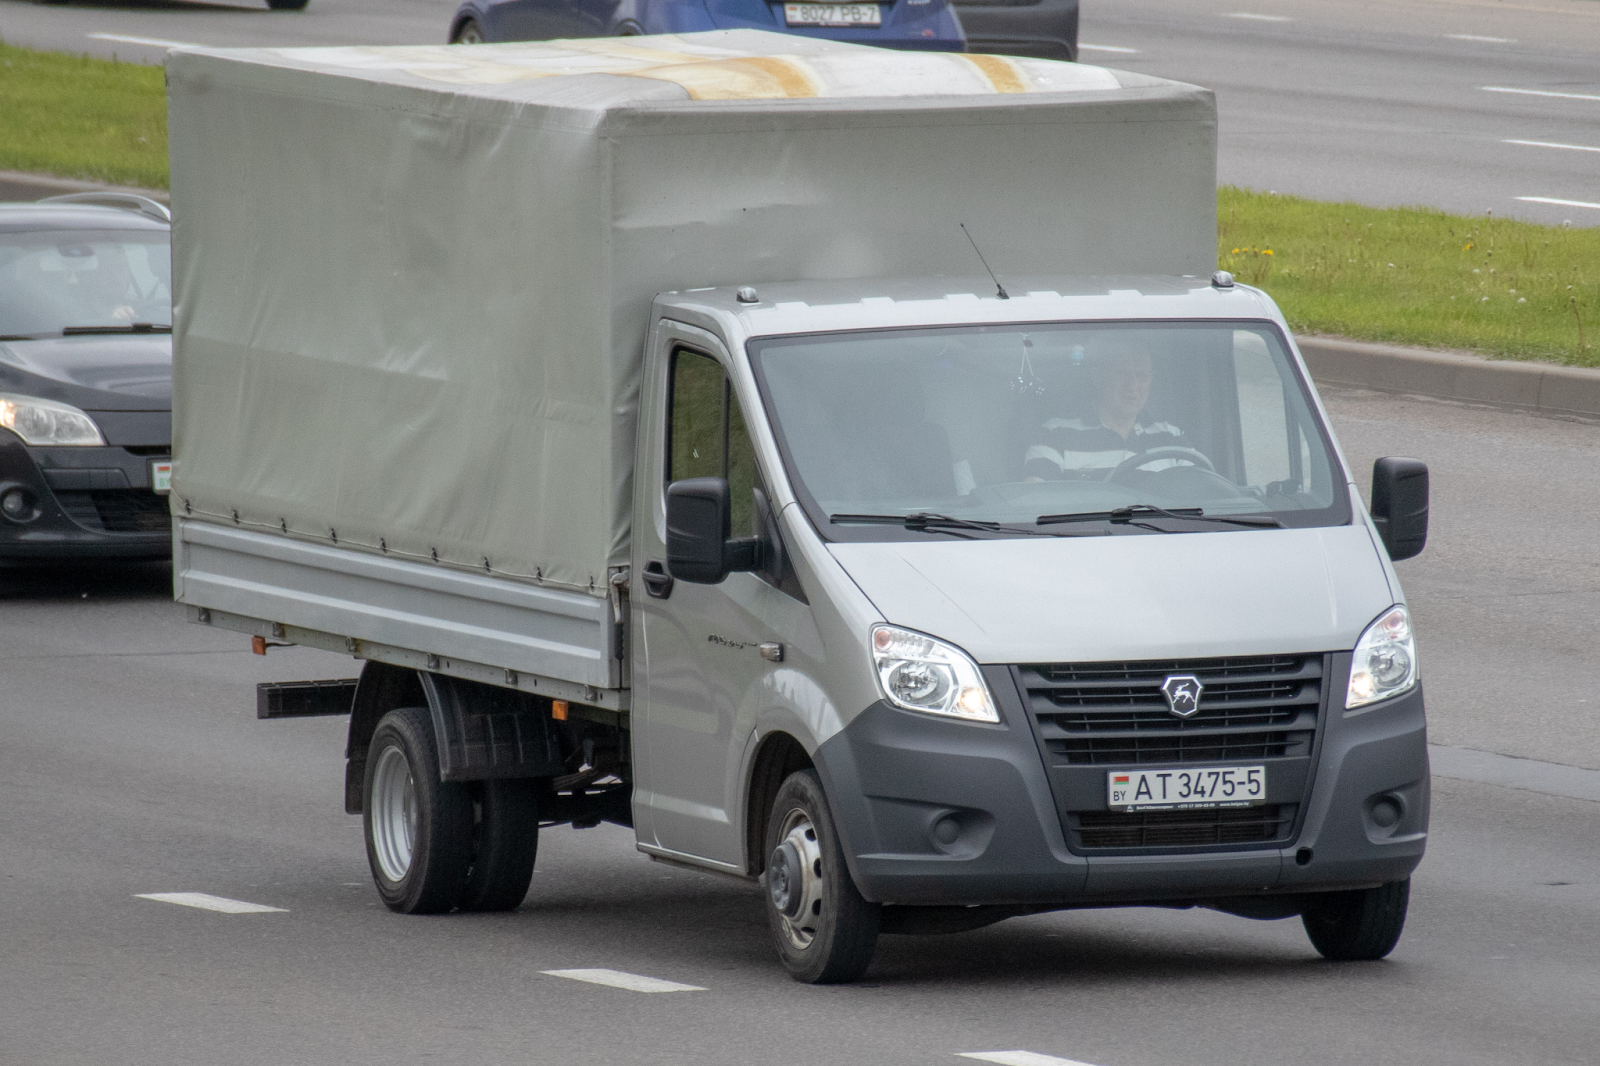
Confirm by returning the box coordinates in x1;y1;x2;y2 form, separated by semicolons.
452;18;485;43
763;770;880;983
364;707;474;914
459;780;540;912
1302;879;1410;961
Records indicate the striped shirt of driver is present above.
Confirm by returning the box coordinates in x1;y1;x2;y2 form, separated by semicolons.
1023;417;1188;480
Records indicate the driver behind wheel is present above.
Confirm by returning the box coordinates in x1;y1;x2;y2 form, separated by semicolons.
1021;336;1192;480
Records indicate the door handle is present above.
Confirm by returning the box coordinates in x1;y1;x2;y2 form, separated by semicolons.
643;560;674;599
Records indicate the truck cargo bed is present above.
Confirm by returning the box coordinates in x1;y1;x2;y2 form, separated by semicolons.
175;518;627;709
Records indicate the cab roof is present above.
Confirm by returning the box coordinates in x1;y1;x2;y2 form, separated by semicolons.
658;276;1282;339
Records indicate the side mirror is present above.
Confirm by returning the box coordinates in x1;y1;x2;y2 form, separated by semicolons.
666;478;762;584
1370;457;1428;561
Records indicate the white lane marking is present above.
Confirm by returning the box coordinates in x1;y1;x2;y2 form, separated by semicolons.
541;968;705;993
1483;86;1600;103
1516;196;1600;210
1505;138;1600;153
1447;34;1515;43
960;1053;1104;1066
1079;43;1141;54
136;892;287;914
1224;12;1293;21
88;33;199;49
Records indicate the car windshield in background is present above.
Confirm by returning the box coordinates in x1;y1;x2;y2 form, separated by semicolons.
0;230;172;338
749;321;1350;540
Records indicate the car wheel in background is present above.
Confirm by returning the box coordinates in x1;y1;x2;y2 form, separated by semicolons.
452;18;486;43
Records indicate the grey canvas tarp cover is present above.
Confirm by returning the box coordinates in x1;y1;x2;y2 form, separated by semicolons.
167;30;1216;598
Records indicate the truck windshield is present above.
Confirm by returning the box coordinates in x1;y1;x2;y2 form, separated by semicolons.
748;321;1349;539
0;230;172;338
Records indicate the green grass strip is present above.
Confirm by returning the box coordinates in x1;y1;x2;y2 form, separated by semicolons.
0;40;167;190
4;42;1598;366
1220;186;1600;367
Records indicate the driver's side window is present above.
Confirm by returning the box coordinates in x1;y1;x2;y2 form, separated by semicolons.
668;347;763;537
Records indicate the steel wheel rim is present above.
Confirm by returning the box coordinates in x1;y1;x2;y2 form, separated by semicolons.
371;745;417;883
771;807;825;950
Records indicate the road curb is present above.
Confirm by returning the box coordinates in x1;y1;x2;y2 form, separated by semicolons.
1298;335;1600;421
0;169;169;206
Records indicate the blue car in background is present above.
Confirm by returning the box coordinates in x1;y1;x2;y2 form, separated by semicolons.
448;0;965;52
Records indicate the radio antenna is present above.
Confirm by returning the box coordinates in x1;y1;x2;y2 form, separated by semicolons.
960;223;1009;300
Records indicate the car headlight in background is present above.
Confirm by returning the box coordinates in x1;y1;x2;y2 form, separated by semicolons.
871;624;999;723
1347;605;1417;708
0;394;105;446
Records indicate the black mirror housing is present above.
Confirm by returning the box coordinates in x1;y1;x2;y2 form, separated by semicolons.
666;477;733;584
1370;457;1429;561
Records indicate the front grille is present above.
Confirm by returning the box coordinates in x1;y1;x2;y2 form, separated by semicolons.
1055;730;1307;766
1019;654;1323;766
1074;805;1295;850
56;490;171;533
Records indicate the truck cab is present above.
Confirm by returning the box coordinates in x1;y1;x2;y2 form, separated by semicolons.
630;276;1427;979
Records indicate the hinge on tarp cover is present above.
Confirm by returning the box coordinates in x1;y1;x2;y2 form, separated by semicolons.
609;567;630;662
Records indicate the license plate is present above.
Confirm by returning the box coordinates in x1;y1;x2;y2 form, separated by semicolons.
149;459;173;494
1108;765;1265;812
783;2;881;25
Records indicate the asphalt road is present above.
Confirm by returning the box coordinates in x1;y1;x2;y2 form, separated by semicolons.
1081;0;1600;227
4;387;1599;1066
3;0;1599;225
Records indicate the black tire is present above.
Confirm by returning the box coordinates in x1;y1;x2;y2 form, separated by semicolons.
363;707;474;914
762;770;880;983
452;18;485;43
266;0;311;9
1302;879;1410;961
458;780;540;912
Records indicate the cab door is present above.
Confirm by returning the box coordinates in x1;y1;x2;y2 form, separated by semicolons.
632;327;790;867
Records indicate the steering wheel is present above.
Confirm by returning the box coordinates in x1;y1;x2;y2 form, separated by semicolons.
1106;445;1217;481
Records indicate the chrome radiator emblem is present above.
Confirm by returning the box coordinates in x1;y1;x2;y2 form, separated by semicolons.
1161;675;1203;718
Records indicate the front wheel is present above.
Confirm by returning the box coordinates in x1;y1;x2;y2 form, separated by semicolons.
763;770;880;983
452;18;485;43
1302;879;1410;961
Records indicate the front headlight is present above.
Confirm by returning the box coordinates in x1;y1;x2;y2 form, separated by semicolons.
0;393;105;446
871;624;999;723
1347;605;1418;708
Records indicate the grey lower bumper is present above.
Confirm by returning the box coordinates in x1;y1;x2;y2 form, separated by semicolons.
813;663;1427;906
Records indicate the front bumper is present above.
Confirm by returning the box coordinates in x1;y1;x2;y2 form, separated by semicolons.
952;0;1077;61
0;434;172;560
813;657;1427;906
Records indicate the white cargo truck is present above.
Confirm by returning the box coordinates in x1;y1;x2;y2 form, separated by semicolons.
168;31;1431;983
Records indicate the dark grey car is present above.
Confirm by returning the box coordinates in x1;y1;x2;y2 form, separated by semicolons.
955;0;1077;61
0;195;173;562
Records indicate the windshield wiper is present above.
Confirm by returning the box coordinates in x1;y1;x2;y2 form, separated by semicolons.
0;334;47;342
1036;504;1283;530
61;323;171;335
830;512;1105;538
